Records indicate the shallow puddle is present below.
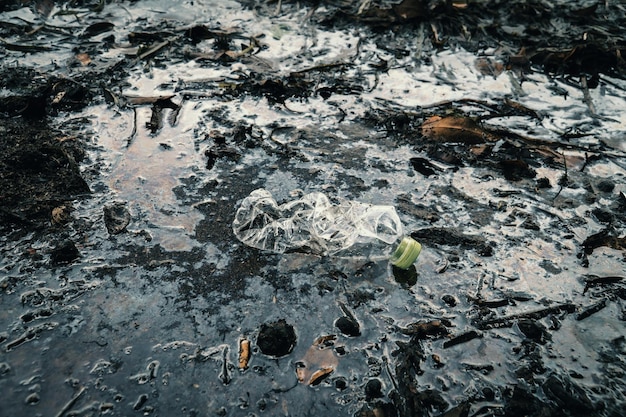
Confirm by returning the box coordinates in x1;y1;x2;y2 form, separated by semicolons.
1;1;625;416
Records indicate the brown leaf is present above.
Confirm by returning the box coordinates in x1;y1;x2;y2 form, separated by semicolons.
421;115;496;144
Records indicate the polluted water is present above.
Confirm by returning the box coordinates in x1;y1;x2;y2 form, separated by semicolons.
0;1;625;416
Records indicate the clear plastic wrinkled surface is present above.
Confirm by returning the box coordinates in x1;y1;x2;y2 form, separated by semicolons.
232;188;403;256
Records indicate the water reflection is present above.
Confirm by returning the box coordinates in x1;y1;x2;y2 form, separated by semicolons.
93;104;203;251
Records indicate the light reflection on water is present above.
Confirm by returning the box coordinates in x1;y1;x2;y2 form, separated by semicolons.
1;0;625;416
90;104;204;251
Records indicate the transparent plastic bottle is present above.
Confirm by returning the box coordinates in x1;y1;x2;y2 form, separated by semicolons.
232;188;421;269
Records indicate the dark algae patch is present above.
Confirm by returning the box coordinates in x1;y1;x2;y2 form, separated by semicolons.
1;1;626;416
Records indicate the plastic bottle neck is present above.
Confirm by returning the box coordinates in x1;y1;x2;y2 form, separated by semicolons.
389;236;422;269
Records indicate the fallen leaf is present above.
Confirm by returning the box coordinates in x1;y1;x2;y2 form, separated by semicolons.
469;144;491;156
421;115;496;143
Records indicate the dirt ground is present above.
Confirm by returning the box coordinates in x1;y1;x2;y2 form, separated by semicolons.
1;1;626;417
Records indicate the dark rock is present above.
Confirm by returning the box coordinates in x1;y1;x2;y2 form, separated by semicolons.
542;374;596;416
516;319;550;344
591;208;613;224
503;385;554;417
597;179;615;193
256;319;296;357
482;386;495;401
365;378;383;401
539;259;562;275
536;177;551;188
103;202;130;235
334;377;348;391
442;294;457;307
499;159;536;181
410;157;440;177
335;316;361;337
50;240;80;265
355;401;398;417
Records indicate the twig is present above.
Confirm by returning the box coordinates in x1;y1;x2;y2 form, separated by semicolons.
576;298;608;321
580;75;597;115
474;303;576;330
383;355;399;391
125;108;138;148
552;150;567;201
55;386;86;417
443;330;483;348
136;39;170;62
290;62;353;76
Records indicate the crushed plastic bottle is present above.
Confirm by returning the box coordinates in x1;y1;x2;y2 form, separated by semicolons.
232;189;421;269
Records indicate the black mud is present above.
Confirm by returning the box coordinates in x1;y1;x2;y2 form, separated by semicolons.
1;1;626;417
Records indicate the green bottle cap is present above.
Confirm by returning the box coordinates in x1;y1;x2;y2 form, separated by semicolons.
390;236;422;269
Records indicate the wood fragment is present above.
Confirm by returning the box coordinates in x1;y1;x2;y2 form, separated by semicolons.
583;275;623;294
308;366;333;386
238;338;251;370
474;303;576;330
54;386;86;417
0;36;54;52
576;298;607;321
124;95;176;106
399;319;449;339
580;75;596;115
220;345;230;385
136;40;170;61
443;330;482;348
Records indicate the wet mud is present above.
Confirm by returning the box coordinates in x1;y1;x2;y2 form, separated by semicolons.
1;1;626;416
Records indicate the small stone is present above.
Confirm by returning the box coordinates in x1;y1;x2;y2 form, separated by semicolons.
334;377;348;391
24;393;40;405
536;177;551;188
597;179;615;193
335;316;360;337
256;319;296;357
50;240;80;265
517;319;550;344
364;378;383;401
482;386;495;401
442;294;457;307
103;202;130;235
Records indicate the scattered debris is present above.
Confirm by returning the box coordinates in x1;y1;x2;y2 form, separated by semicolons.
296;335;339;386
103;202;130;235
238;338;251;370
